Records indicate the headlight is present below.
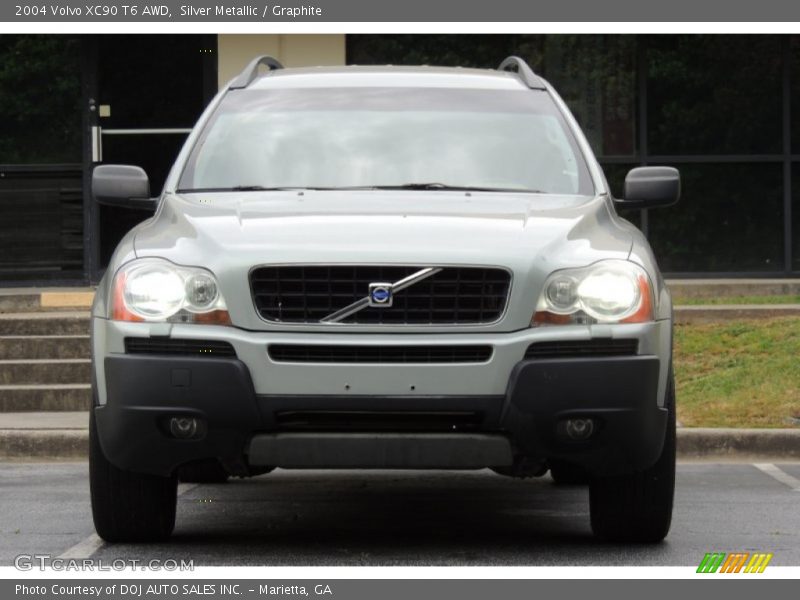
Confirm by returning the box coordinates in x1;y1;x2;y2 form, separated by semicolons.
533;260;653;326
111;258;231;324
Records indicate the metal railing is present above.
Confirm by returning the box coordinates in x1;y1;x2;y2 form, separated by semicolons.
90;126;192;162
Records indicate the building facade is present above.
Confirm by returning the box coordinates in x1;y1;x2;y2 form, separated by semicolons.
1;34;799;285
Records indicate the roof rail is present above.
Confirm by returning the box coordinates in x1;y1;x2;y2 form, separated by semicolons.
229;55;284;89
497;56;546;90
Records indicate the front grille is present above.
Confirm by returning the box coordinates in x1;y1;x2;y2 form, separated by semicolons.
275;410;484;432
124;338;237;357
524;339;638;359
268;344;493;364
250;265;511;324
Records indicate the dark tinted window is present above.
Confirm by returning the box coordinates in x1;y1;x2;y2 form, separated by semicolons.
648;163;784;272
97;35;210;129
542;36;637;157
792;165;800;271
791;35;800;154
0;35;82;164
647;35;783;155
347;34;637;159
0;35;83;281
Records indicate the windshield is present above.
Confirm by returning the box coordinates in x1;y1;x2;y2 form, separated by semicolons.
178;87;595;195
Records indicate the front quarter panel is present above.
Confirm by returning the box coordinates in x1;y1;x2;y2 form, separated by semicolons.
91;223;141;407
626;226;673;323
624;225;673;408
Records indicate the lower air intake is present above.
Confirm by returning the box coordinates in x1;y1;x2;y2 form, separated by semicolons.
525;339;638;359
124;338;237;357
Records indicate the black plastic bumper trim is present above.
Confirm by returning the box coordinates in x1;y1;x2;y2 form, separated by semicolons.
248;432;513;469
95;353;664;477
504;355;665;475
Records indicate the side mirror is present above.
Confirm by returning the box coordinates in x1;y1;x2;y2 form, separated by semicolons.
617;166;680;209
92;165;157;210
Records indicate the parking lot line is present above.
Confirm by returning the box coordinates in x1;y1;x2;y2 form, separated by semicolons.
56;533;103;560
753;463;800;491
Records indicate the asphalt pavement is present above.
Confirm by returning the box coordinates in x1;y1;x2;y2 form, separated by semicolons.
1;462;799;566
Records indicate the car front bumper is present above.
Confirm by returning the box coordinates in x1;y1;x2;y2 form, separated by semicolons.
92;317;671;478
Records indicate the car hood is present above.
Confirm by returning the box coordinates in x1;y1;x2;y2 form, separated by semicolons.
133;190;634;331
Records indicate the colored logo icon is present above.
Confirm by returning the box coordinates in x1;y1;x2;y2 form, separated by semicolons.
697;552;773;573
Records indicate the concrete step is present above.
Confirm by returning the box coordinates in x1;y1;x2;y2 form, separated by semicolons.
0;359;92;385
0;312;90;336
0;411;88;460
0;411;89;428
0;336;90;360
667;278;800;299
674;304;800;324
0;385;92;412
0;288;94;313
0;293;39;313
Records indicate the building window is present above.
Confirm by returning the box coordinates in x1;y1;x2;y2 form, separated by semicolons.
347;34;797;275
648;163;784;272
647;35;783;156
0;35;84;282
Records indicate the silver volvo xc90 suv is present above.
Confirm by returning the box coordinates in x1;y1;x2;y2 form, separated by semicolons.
89;56;681;544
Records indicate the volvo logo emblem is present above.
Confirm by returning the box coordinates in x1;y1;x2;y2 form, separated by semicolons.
368;283;393;307
320;268;441;323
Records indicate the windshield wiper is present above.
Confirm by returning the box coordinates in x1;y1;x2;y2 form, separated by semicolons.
177;184;545;193
177;186;311;193
360;183;545;193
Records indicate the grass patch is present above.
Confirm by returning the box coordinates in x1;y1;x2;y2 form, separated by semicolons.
674;295;800;305
674;317;800;428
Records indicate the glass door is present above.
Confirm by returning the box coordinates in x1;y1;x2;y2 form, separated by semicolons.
89;34;217;280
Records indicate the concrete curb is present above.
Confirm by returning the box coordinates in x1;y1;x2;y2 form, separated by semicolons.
667;278;800;299
0;430;88;461
1;428;798;462
677;428;800;461
674;304;800;324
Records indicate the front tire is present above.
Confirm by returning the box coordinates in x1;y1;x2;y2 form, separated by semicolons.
589;371;676;543
90;411;178;542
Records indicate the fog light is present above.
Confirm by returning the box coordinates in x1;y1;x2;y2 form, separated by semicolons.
169;417;199;439
563;418;595;440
